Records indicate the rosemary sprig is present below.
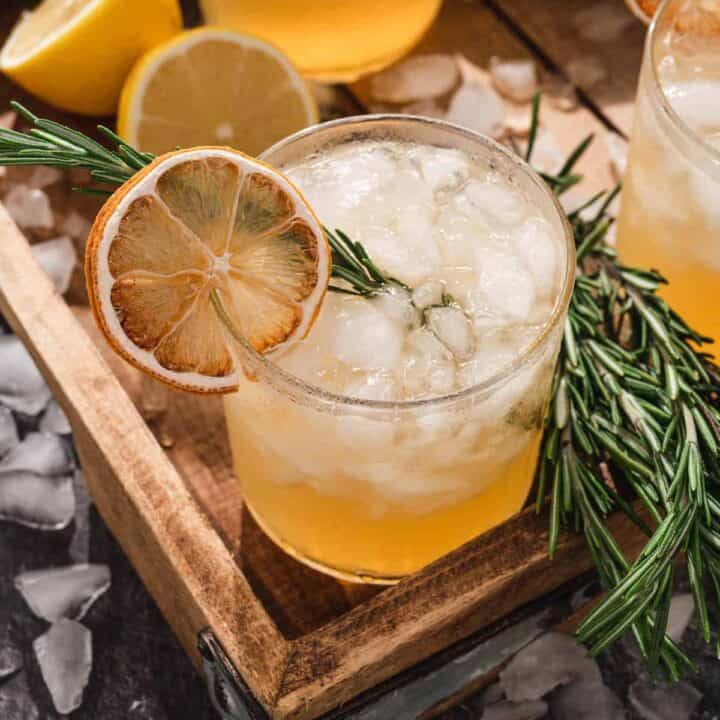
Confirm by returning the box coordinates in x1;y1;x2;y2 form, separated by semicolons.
4;99;720;675
528;91;719;677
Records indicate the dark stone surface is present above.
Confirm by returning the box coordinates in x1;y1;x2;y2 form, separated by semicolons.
0;499;216;719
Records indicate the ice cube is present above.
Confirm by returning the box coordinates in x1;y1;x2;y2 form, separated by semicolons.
550;679;626;720
0;471;75;530
462;180;526;226
0;631;22;681
412;280;445;310
4;185;54;230
27;165;63;189
446;83;506;139
332;298;404;372
0;672;39;720
628;680;701;720
513;217;559;294
426;306;475;361
526;128;564;174
605;132;628;180
499;632;601;702
39;399;72;435
474;249;536;321
565;56;607;89
428;361;457;395
401;327;454;396
542;72;579;112
0;432;73;477
373;285;421;330
0;407;19;458
15;564;111;622
0;110;17;129
400;98;444;118
343;371;397;401
34;619;92;715
482;700;548;720
413;147;470;192
667;593;694;643
370;54;459;103
0;335;52;416
69;471;93;563
60;210;93;241
31;236;77;295
490;57;538;103
575;4;636;43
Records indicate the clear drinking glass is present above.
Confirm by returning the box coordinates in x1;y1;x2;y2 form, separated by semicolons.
616;0;720;351
223;116;575;584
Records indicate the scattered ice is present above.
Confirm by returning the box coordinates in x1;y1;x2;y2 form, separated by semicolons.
373;285;421;330
0;630;22;680
513;217;559;292
15;564;111;622
526;128;564;174
482;700;548;720
575;4;635;43
0;672;39;720
31;236;77;295
605;132;628;180
0;407;19;458
412;280;445;310
332;298;404;372
0;472;75;530
0;432;73;477
499;632;601;702
482;681;505;706
455;53;488;86
39;399;72;435
505;106;532;137
426;306;474;360
27;165;63;189
542;72;579;112
565;56;608;89
34;619;92;715
0;335;52;416
4;185;54;230
69;471;93;563
446;83;506;139
400;98;444;118
490;57;538;103
550;678;626;720
667;593;694;642
60;210;92;241
628;680;701;720
370;54;459;103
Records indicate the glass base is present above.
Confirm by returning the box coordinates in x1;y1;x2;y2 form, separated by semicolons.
245;501;403;586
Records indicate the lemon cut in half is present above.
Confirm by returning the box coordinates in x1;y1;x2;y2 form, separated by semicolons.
85;147;330;393
118;28;318;157
0;0;181;115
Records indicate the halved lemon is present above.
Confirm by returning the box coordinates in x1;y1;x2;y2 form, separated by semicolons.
118;28;318;157
85;147;330;393
0;0;181;115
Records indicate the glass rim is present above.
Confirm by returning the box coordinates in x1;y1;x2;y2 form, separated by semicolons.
647;0;720;174
228;113;575;412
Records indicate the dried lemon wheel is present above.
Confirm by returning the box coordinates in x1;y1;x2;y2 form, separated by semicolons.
85;147;330;393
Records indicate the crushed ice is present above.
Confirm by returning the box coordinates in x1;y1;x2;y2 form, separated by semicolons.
0;335;52;415
34;619;92;715
371;54;459;103
15;564;111;622
31;236;77;295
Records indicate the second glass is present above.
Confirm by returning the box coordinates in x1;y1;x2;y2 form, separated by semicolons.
616;0;720;350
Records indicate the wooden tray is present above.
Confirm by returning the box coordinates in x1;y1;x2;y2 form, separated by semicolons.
0;205;647;719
